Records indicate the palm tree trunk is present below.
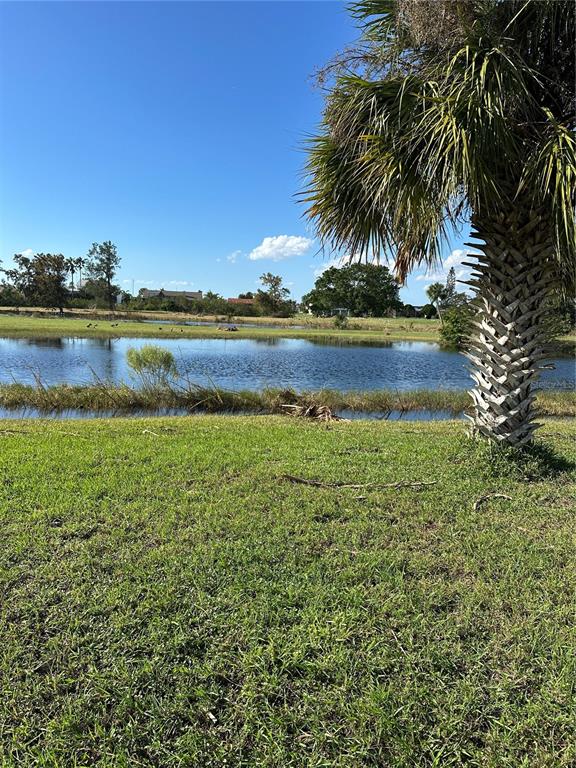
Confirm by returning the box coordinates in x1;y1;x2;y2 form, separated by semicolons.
463;209;555;447
435;301;443;325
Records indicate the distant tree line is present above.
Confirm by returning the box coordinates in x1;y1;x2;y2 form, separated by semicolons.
1;241;121;312
2;250;573;339
131;274;297;317
0;255;299;318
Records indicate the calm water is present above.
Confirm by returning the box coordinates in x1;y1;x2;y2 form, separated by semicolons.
0;407;460;421
1;336;573;391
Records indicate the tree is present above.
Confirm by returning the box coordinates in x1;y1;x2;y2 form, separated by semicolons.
439;305;474;350
86;241;121;310
201;291;229;314
75;257;86;289
64;257;78;290
304;0;575;446
0;282;24;307
545;295;576;337
425;283;447;323
445;266;456;298
256;273;296;316
426;268;470;324
420;303;438;320
302;262;400;316
3;253;68;311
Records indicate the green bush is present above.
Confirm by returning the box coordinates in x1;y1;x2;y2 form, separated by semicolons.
126;345;177;391
333;314;349;329
439;305;474;349
420;303;438;319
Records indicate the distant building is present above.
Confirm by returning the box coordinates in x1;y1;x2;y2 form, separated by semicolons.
227;297;255;306
313;307;349;317
140;289;203;301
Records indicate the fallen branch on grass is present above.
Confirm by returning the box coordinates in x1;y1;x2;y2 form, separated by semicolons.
473;493;512;512
281;474;436;490
0;429;31;435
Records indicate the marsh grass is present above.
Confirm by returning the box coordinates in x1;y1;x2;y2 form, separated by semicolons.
0;380;574;418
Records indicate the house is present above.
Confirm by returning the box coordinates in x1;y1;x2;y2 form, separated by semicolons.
139;289;203;301
227;297;255;306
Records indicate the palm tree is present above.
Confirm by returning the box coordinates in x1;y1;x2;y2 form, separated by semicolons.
75;257;85;291
304;0;575;447
64;257;77;290
425;282;446;324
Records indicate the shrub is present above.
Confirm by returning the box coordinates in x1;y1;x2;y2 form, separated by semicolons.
126;345;177;391
439;305;474;349
420;303;438;319
333;314;349;329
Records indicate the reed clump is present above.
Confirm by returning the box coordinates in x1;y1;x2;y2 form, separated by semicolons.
0;381;573;418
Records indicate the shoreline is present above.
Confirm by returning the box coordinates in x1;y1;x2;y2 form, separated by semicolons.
0;383;573;419
0;312;574;354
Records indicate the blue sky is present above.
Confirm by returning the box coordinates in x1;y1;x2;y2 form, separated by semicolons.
0;1;471;304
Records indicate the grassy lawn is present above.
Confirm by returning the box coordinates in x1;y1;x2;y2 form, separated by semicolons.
0;312;441;343
1;416;575;766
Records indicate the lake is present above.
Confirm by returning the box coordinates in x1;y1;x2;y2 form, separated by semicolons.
1;336;574;391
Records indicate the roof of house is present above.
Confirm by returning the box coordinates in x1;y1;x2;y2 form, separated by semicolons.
141;289;202;299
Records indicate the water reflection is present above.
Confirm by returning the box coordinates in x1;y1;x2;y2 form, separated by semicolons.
19;336;115;350
0;406;465;422
305;337;396;349
250;336;283;346
20;337;65;348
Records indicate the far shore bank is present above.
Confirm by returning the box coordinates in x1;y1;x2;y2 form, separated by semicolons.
0;309;441;343
0;306;440;331
1;310;575;354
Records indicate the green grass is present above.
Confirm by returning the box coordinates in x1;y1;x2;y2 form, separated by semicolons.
0;312;441;343
1;416;575;766
0;382;575;418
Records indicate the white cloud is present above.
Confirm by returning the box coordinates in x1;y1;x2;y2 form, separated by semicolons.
166;280;194;287
249;235;313;262
227;250;242;264
312;255;346;277
415;249;480;289
17;248;34;257
311;251;384;277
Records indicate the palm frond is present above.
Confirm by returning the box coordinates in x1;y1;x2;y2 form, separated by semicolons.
518;113;576;288
304;0;575;283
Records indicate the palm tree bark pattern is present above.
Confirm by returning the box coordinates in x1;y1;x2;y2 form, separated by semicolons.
464;209;555;446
